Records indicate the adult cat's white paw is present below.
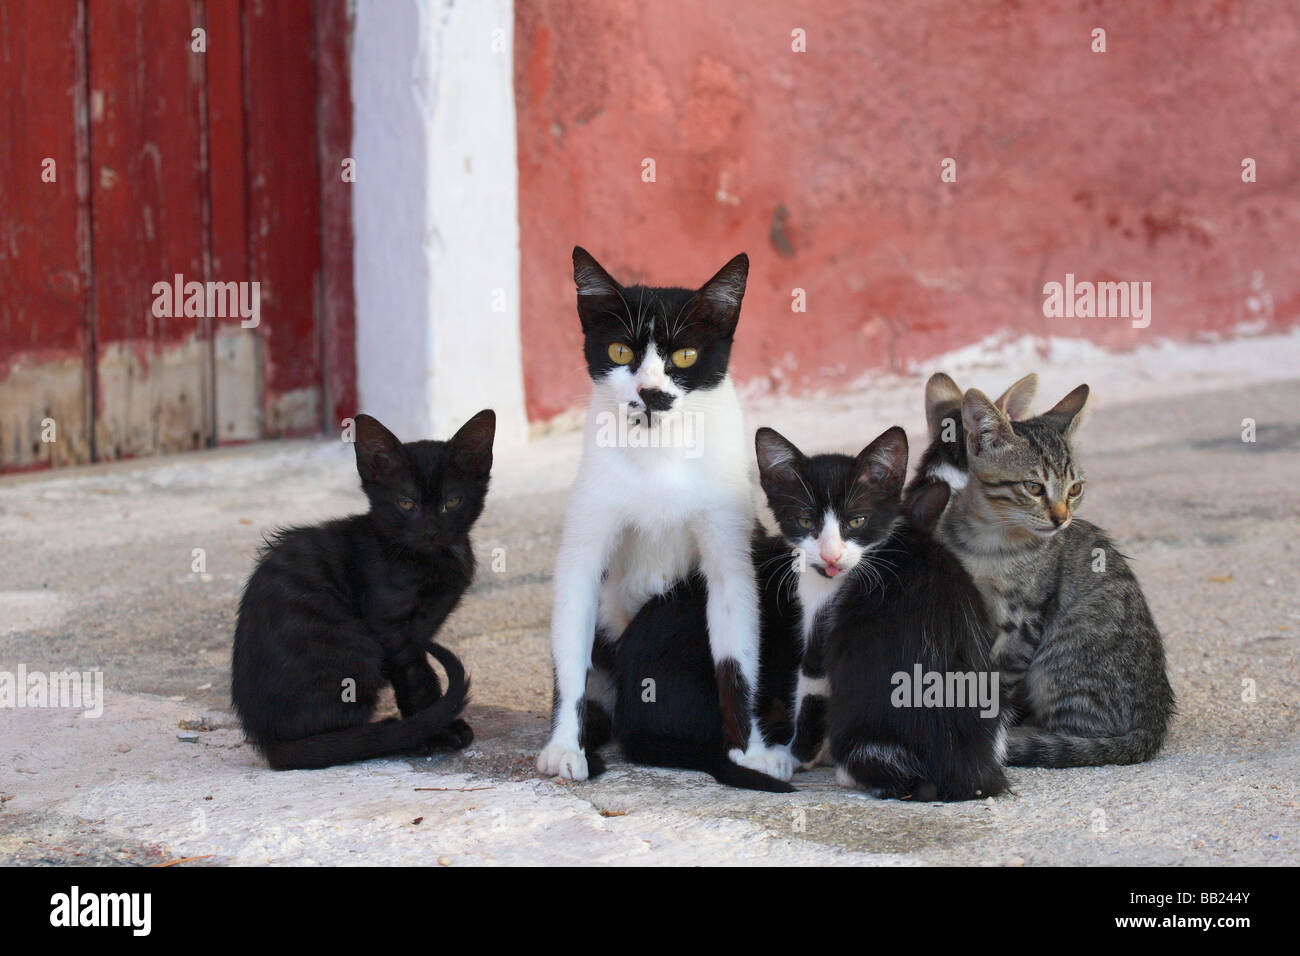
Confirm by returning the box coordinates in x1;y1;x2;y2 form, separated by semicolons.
835;765;858;788
537;742;588;781
728;743;795;782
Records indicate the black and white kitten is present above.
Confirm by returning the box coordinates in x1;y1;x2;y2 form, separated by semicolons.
906;371;1039;501
824;475;1008;802
606;530;802;793
230;411;494;770
755;426;911;770
538;248;792;783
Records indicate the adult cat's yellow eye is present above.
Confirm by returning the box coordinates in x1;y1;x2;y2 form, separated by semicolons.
442;495;462;511
608;343;633;365
796;516;814;530
848;516;866;530
1024;481;1044;496
1068;481;1083;496
398;497;416;511
671;347;698;368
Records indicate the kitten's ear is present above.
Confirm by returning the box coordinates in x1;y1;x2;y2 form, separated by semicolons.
962;389;1016;458
994;372;1038;420
924;372;963;440
906;481;951;533
448;409;495;477
1040;384;1089;437
755;427;804;486
573;246;623;331
354;414;407;485
855;426;909;495
691;252;749;334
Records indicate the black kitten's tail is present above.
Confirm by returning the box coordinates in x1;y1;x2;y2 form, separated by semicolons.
262;643;470;771
622;738;795;793
1005;724;1164;768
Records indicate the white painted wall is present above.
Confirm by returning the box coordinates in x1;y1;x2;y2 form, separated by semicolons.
352;0;526;447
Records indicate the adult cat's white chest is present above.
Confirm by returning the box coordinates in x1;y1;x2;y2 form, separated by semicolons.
572;377;755;633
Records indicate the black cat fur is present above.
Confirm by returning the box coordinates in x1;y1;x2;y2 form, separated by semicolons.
231;411;494;770
826;479;1009;802
595;530;801;793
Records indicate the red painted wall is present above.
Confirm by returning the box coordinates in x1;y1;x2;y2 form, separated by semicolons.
515;0;1299;422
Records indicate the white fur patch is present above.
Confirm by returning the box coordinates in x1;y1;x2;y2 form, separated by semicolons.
928;461;968;491
541;373;781;773
848;741;920;775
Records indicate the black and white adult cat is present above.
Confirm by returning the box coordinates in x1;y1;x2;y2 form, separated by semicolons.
603;531;802;793
231;411;494;770
538;247;792;783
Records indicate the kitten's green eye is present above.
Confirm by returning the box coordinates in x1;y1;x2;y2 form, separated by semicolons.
1068;481;1083;497
397;497;416;512
847;516;866;530
796;516;815;531
1024;481;1045;496
608;343;634;365
670;347;698;369
442;495;462;511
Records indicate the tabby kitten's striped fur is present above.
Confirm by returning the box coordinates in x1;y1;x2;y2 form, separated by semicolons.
936;382;1174;767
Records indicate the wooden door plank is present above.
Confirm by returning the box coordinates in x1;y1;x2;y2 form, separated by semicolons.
87;0;211;460
0;0;93;469
206;0;261;443
245;0;323;437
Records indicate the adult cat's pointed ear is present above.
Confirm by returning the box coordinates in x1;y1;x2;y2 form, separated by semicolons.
449;409;495;477
573;246;620;298
994;372;1038;419
962;389;1017;458
691;252;748;334
1040;384;1089;437
906;481;951;533
573;246;623;331
855;426;909;495
354;414;407;485
755;427;803;486
924;372;963;440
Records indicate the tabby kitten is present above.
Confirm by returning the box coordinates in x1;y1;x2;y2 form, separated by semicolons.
231;411;494;770
939;385;1175;767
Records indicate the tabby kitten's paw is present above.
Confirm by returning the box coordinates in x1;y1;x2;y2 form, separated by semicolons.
537;742;588;781
729;743;795;782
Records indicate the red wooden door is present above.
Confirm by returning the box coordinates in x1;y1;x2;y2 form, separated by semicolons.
0;0;354;471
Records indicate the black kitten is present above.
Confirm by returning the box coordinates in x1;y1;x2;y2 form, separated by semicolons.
231;411;495;770
601;531;801;793
824;437;1009;802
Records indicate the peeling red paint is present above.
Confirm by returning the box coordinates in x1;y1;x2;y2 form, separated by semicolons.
514;0;1300;422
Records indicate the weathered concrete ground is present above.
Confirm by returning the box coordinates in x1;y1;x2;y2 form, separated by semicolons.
2;335;1298;865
